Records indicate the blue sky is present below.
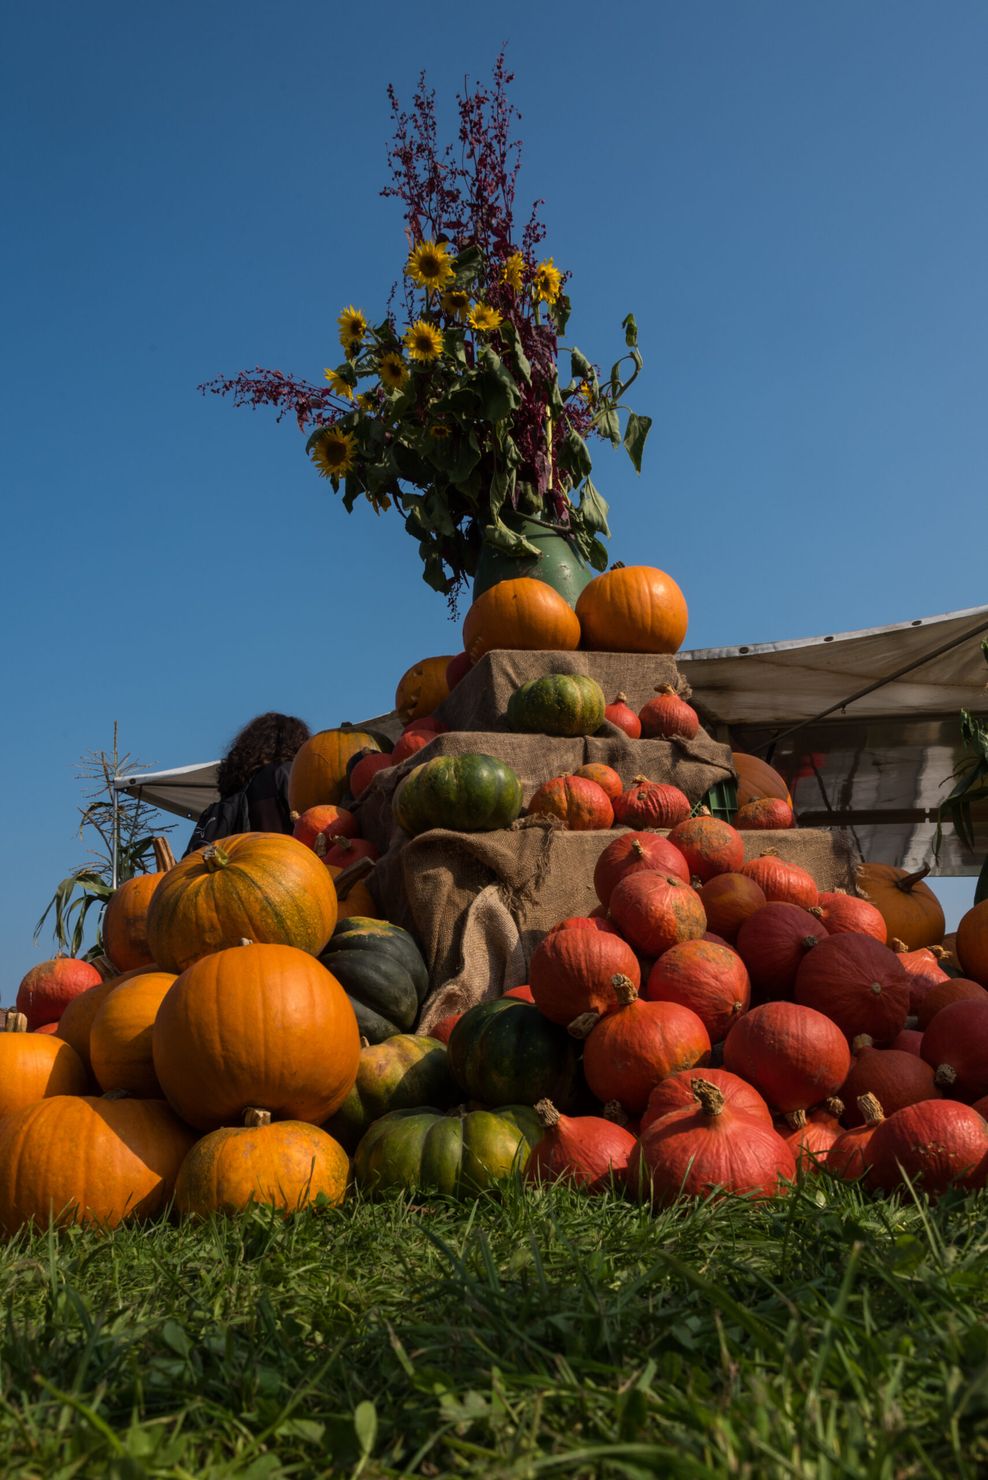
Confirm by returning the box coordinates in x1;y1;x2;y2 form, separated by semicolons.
3;2;985;982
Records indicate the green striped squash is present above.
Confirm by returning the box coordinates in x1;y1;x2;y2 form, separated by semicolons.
393;754;523;837
324;1034;457;1151
447;998;581;1109
319;918;429;1043
506;674;606;736
353;1105;542;1196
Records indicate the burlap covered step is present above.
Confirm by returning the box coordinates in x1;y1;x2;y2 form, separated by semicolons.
434;649;690;734
366;819;863;1032
354;727;735;857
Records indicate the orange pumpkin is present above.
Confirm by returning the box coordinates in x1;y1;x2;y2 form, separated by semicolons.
146;832;338;974
89;971;178;1097
957;899;988;987
174;1108;349;1216
152;941;360;1130
855;863;946;952
0;1095;196;1233
732;753;792;809
288;729;382;811
15;957;102;1029
575;565;688;653
101;838;177;972
462;578;581;662
328;865;382;922
0;1015;89;1115
394;656;454;722
56;967;160;1074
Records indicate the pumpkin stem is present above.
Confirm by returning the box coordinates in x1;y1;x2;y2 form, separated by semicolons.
334;856;375;900
823;1097;845;1120
3;1011;28;1033
567;1010;601;1039
654;684;678;696
238;938;254;947
610;560;626;570
244;1107;272;1127
602;1099;629;1126
614;692;630;703
289;810;300;822
202;843;230;873
152;836;177;872
612;973;638;1006
895;865;931;892
904;1014;919;1029
534;1098;561;1129
313;834;329;858
631;840;646;859
89;954;116;980
935;1063;957;1088
890;938;909;954
690;1077;726;1117
359;1036;370;1049
851;1034;875;1055
102;1089;131;1100
929;944;948;960
857;1092;885;1125
786;1109;808;1130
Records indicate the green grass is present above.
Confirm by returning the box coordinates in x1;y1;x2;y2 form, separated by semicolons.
2;1180;987;1478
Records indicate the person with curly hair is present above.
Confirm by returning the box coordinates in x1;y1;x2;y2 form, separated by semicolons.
184;712;311;855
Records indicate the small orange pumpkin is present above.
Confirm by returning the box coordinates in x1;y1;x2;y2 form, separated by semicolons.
575;565;688;654
101;838;177;972
174;1108;349;1216
462;578;581;662
152;941;360;1131
394;656;455;722
0;1015;89;1115
855;863;946;952
288;729;382;811
956;899;988;986
90;970;178;1097
146;832;338;973
732;753;792;809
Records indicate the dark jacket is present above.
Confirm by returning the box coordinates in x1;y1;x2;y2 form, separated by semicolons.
183;761;294;856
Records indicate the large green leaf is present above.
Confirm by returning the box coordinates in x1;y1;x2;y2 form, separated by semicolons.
576;478;611;536
593;407;621;446
474;348;520;421
481;519;541;557
623;412;652;473
499;321;531;384
558;426;593;481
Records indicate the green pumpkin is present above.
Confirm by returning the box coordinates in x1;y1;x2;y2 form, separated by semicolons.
506;674;606;736
325;1034;457;1151
393;753;523;837
447;998;582;1110
353;1105;542;1197
319;917;429;1043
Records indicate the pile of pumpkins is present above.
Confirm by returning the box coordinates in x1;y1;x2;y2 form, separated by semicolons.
4;807;988;1230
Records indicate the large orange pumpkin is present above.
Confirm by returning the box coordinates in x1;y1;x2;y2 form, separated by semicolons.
0;1015;89;1115
288;729;382;812
732;753;792;808
956;899;988;986
855;863;946;952
575;566;688;653
175;1109;349;1216
0;1095;196;1233
90;970;178;1097
462;578;581;661
152;941;360;1130
101;838;177;972
146;832;338;973
394;656;454;722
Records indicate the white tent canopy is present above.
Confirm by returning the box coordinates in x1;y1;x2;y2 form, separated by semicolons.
114;605;988;873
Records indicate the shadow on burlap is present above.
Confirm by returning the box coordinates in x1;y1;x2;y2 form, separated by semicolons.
367;819;863;1033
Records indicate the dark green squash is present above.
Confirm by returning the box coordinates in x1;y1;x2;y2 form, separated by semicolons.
325;1034;457;1151
506;674;606;737
319;917;429;1043
447;998;581;1109
353;1105;542;1196
393;753;523;837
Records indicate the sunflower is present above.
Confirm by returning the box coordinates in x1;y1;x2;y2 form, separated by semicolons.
577;380;595;404
405;240;454;291
379;351;408;390
310;426;356;481
501;252;525;292
429;423;451;439
440;289;471;320
337;306;367;352
468;302;502;333
323;368;354;400
356;392;377;410
404;320;444;362
532;258;563;304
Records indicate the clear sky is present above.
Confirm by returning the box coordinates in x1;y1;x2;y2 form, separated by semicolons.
3;1;985;983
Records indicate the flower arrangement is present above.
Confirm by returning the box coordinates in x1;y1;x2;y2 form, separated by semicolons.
201;57;650;604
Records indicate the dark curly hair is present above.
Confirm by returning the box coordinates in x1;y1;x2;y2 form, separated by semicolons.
216;712;311;797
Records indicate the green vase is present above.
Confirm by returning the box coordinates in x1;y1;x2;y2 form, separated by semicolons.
472;516;594;608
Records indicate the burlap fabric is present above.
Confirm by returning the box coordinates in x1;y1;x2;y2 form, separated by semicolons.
354;729;735;857
364;820;863;1032
434;649;689;733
